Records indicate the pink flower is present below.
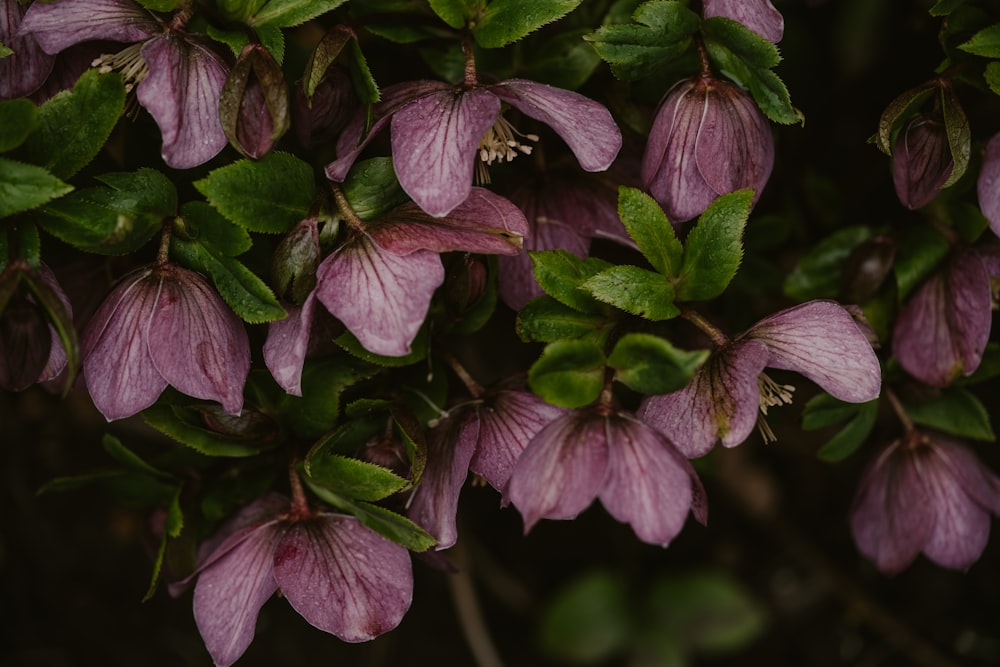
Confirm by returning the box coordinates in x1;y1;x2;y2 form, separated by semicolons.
702;0;784;43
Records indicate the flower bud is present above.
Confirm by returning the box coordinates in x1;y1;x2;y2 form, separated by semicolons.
219;42;289;159
292;66;357;150
272;217;321;305
892;114;952;210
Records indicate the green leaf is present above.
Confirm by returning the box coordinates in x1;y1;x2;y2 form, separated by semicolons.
608;333;708;394
584;0;701;80
802;393;862;430
783;226;873;301
336;326;429;366
939;84;970;188
516;296;611;343
0;43;10;59
582;265;679;320
814;399;878;462
929;0;966;16
675;190;751;301
875;83;937;155
348;37;381;105
177;200;252;255
616;186;682;277
250;0;349;27
101;433;173;480
278;355;379;439
302;24;353;98
22;69;125;179
893;222;949;300
519;28;602;89
0;157;72;218
473;0;582;49
702;16;780;69
985;62;1000;96
530;250;613;314
958;22;1000;57
428;0;478;28
0;98;38;152
306;454;410;501
143;485;183;602
143;404;280;457
195;152;316;233
342;157;408;220
539;571;631;663
903;388;994;441
528;339;606;408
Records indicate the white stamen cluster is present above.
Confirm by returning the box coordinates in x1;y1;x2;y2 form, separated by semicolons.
756;372;796;444
92;43;149;92
475;116;539;184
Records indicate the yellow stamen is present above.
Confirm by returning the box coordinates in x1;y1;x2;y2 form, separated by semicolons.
755;372;796;444
474;115;539;184
92;42;149;93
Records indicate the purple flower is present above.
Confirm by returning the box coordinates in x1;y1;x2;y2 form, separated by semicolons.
407;378;567;549
506;407;708;547
640;300;882;458
179;493;413;667
81;263;250;421
642;76;774;223
892;248;995;387
702;0;784;43
977;131;1000;238
892;114;953;210
20;0;229;168
850;431;1000;574
326;78;622;217
1;0;55;100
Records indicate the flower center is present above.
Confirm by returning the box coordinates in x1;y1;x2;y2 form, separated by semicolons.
474;115;539;184
92;43;149;93
756;372;795;444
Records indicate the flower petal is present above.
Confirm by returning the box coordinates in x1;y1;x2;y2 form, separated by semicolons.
315;237;444;356
137;34;228;169
391;87;499;217
640;339;769;457
273;515;413;642
977;132;1000;238
18;0;159;55
1;1;55;99
746;300;881;402
263;293;317;396
932;435;1000;516
702;0;784;42
921;445;992;570
147;265;250;414
492;79;622;172
892;115;953;210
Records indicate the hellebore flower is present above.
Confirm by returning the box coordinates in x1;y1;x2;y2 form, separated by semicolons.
506;407;708;547
850;431;1000;574
20;0;229;168
642;76;774;223
326;78;622;217
977;131;1000;238
219;42;289;159
407;377;567;549
892;248;997;387
892;114;953;210
702;0;784;43
1;0;55;100
81;263;250;421
640;300;882;458
179;493;413;667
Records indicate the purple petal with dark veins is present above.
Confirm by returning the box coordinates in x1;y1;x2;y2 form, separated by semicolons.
18;0;159;55
506;411;610;531
497;215;586;310
390;87;499;217
137;34;228;169
702;0;784;43
273;515;413;642
746;300;881;402
977;132;1000;238
932;435;1000;516
315;237;444;356
492;79;622;172
921;443;992;570
892;116;953;210
263;294;316;396
1;0;54;99
640;339;769;457
80;269;168;421
146;266;249;415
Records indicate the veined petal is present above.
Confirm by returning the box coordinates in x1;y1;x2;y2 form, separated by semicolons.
932;435;1000;516
892;116;953;210
147;265;250;415
506;411;610;531
367;188;527;256
18;0;159;55
391;87;499;217
746;300;881;402
492;79;622;172
193;523;283;667
315;237;444;356
273;515;413;642
263;294;317;396
81;269;168;421
598;415;703;546
702;0;784;43
640;339;768;457
977;132;1000;238
137;34;228;169
920;445;991;570
1;1;55;99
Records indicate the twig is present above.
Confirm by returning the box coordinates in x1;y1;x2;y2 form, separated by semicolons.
447;538;505;667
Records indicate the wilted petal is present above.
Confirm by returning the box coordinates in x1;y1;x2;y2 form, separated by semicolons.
368;188;527;256
506;411;609;531
81;270;168;420
263;294;317;396
18;0;159;55
598;415;703;546
147;265;250;415
640;339;769;457
273;515;413;642
315;237;444;356
702;0;784;42
892;115;953;210
391;87;499;217
977;132;1000;237
137;34;228;169
746;300;881;402
1;0;55;99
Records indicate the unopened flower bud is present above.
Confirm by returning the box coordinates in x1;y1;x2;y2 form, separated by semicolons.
272;218;321;305
220;42;289;159
358;436;410;479
892;114;952;210
293;67;357;150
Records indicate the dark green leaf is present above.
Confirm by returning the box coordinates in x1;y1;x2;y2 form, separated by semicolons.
985;62;1000;96
342;157;408;220
336;326;429;366
784;226;873;301
616;186;682;277
279;355;379;439
701;16;780;69
474;0;582;48
519;28;601;89
516;296;611;343
539;571;631;663
675;190;751;301
428;0;477;28
702;34;800;125
101;433;173;480
251;0;350;27
875;83;936;155
528;339;606;408
143;486;183;602
903;388;994;441
930;0;966;16
303;25;354;98
608;333;708;394
958;22;1000;56
143;404;280;457
530;250;613;314
939;84;970;188
893;222;949;300
582;265;679;320
306;454;410;501
177;201;253;256
0;157;72;218
0;98;37;153
348;38;381;105
815;400;878;462
802;393;862;430
959;343;1000;384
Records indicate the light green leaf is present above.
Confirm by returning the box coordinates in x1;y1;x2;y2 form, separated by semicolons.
143;404;280;458
251;0;350;27
473;0;582;49
0;157;72;218
306;454;410;501
530;250;613;314
608;333;708;394
582;265;679;320
675;190;751;301
616;186;682;277
958;22;1000;57
528;339;606;408
516;296;611;343
428;0;479;28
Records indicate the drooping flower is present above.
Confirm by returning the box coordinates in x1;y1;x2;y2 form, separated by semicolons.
702;0;784;43
892;113;953;210
178;493;413;667
407;377;567;549
81;262;249;420
892;248;996;387
326;78;622;217
506;407;708;547
977;131;1000;238
640;300;882;458
642;75;774;223
850;430;1000;574
19;0;229;168
1;0;55;100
